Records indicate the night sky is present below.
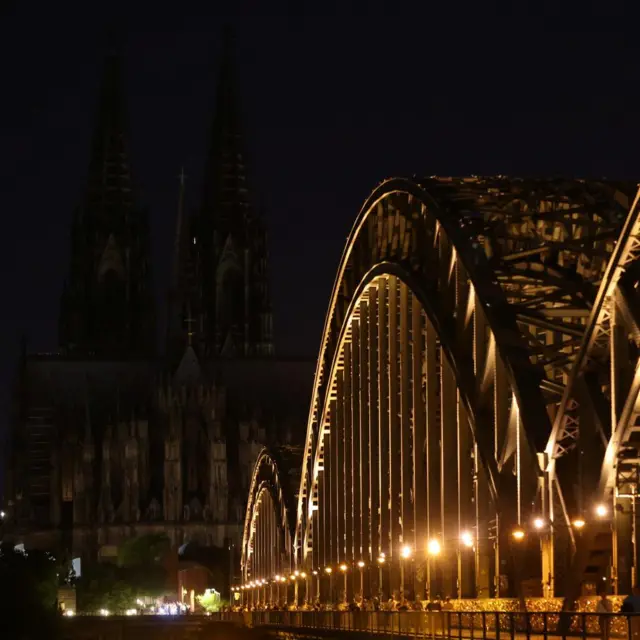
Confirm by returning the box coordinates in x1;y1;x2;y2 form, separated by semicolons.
0;0;638;442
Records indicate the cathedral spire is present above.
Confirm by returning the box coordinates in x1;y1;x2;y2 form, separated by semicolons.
171;168;188;290
194;28;274;358
59;43;155;358
166;169;197;360
84;46;133;218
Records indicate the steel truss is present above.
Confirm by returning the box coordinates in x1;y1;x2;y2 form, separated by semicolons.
241;177;640;607
240;449;296;606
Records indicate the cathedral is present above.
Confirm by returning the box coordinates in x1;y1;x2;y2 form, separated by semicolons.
3;33;314;566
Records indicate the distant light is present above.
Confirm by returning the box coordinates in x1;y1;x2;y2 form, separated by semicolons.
64;610;75;617
533;517;545;530
427;539;441;556
377;555;386;564
572;518;586;529
125;608;137;616
294;570;300;577
595;504;608;518
339;563;348;572
357;561;365;568
289;575;296;581
460;531;474;548
401;545;413;559
300;572;307;578
312;570;318;576
0;510;5;519
100;609;110;617
275;575;282;581
325;566;333;574
512;528;525;541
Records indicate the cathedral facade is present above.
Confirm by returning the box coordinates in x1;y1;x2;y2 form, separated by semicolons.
3;34;313;564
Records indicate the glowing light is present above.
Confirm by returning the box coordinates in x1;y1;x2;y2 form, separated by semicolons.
512;528;525;541
572;518;586;529
0;511;5;519
533;517;545;530
64;610;75;617
136;598;144;606
325;566;333;574
595;504;608;518
289;575;296;581
125;608;137;616
312;570;318;575
427;539;442;556
357;561;365;568
300;572;307;578
275;574;282;581
460;531;474;548
99;609;110;617
401;545;413;559
339;563;348;572
377;555;386;564
294;570;300;576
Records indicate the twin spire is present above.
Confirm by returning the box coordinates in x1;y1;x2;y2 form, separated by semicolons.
60;29;274;361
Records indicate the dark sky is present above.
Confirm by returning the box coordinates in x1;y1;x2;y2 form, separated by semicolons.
0;0;638;436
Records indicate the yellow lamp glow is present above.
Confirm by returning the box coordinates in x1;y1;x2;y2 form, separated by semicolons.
460;531;474;548
512;528;525;541
427;539;441;556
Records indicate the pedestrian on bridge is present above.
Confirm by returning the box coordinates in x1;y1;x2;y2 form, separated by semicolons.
595;588;612;640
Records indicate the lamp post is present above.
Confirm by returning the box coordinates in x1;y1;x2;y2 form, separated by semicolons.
427;539;441;600
357;561;365;598
400;545;412;602
325;567;333;605
376;553;386;600
339;564;348;603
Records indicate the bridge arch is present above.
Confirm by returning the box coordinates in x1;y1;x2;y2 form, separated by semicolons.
236;176;639;607
240;447;301;605
293;177;633;605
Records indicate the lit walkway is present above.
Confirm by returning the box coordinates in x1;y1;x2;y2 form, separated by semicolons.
240;610;636;639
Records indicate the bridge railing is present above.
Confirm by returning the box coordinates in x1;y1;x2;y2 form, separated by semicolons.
242;609;640;639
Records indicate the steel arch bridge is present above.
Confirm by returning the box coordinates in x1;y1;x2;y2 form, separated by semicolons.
240;176;640;609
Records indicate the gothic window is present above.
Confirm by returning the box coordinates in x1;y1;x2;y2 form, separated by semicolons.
145;498;161;521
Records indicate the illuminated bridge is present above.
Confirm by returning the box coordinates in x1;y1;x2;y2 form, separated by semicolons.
240;176;640;611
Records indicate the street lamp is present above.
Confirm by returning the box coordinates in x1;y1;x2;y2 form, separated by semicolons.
427;539;441;556
460;531;474;549
533;517;545;530
572;517;586;529
595;503;608;518
512;528;525;541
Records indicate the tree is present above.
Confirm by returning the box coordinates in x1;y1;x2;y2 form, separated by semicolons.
76;533;172;613
0;543;60;638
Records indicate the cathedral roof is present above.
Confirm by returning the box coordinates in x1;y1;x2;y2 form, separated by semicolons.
173;345;201;386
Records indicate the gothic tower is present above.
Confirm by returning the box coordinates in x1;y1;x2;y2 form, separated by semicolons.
59;49;155;358
167;29;274;359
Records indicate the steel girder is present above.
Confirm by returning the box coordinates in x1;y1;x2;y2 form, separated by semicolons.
241;449;294;587
290;176;636;601
243;176;640;604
